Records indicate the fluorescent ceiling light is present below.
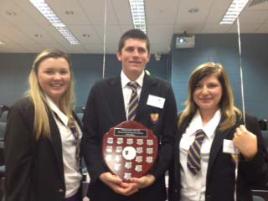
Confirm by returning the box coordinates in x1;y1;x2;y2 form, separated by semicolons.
129;0;147;33
220;0;250;24
29;0;79;45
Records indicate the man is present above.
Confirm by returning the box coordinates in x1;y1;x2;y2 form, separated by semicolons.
82;29;177;201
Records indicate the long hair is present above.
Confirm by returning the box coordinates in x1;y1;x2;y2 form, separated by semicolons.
179;62;241;131
27;49;75;139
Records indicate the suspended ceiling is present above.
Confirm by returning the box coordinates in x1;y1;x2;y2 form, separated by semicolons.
0;0;268;54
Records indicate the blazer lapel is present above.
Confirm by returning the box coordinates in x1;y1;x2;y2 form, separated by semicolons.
107;77;126;123
179;115;233;182
47;111;65;181
107;75;157;122
206;118;236;180
135;74;157;119
175;116;192;182
207;128;228;174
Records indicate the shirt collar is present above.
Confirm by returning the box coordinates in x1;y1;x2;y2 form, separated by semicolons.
45;95;69;126
190;109;221;139
121;70;144;88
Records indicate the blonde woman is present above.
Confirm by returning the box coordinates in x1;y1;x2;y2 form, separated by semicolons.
169;62;268;201
5;49;82;201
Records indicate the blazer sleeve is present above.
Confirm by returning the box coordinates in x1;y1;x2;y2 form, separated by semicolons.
150;84;178;179
239;115;268;188
4;100;35;201
81;83;108;182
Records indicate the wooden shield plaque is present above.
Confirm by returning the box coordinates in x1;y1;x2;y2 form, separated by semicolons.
102;121;158;181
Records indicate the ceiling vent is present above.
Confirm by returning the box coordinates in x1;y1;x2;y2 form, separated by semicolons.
175;31;195;49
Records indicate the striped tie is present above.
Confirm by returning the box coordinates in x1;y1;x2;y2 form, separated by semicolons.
127;81;139;120
68;118;80;161
187;129;206;175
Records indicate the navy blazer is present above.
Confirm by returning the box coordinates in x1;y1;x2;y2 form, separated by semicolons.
81;74;177;201
5;97;81;201
168;114;268;201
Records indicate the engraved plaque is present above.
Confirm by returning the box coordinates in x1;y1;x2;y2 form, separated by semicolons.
102;121;158;180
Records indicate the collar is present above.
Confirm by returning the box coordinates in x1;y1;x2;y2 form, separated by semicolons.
189;109;221;139
45;95;69;126
121;70;144;88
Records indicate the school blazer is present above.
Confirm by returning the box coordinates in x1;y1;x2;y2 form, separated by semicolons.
81;74;177;201
5;97;81;201
168;114;268;201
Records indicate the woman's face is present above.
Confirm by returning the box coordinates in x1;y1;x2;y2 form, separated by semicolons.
37;57;71;105
193;74;222;113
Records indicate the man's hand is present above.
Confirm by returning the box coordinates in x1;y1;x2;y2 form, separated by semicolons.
233;125;258;160
129;174;155;189
99;172;139;196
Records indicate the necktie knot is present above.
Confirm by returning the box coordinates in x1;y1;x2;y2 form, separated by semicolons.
127;81;139;91
68;118;78;136
195;129;206;141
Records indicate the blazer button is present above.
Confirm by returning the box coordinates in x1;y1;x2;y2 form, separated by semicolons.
58;188;64;193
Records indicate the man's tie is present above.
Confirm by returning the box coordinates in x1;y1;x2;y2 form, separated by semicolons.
127;81;139;120
187;129;206;175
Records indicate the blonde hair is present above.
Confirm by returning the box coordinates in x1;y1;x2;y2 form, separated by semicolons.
27;49;75;139
178;62;241;131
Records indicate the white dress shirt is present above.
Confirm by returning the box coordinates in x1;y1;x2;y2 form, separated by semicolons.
46;96;82;198
180;110;221;201
121;70;144;119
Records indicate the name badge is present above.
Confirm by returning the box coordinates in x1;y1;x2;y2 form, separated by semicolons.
223;139;238;154
146;94;165;109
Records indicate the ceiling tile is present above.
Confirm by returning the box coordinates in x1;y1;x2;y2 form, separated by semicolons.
0;0;266;53
78;0;119;25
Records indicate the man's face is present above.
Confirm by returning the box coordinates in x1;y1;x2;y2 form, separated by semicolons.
117;38;150;80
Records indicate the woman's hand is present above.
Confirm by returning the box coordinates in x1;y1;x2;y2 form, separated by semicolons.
233;125;258;160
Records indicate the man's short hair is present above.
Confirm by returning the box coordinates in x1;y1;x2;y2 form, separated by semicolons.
118;29;150;53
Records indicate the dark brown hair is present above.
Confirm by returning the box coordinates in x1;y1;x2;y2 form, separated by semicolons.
118;29;150;53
